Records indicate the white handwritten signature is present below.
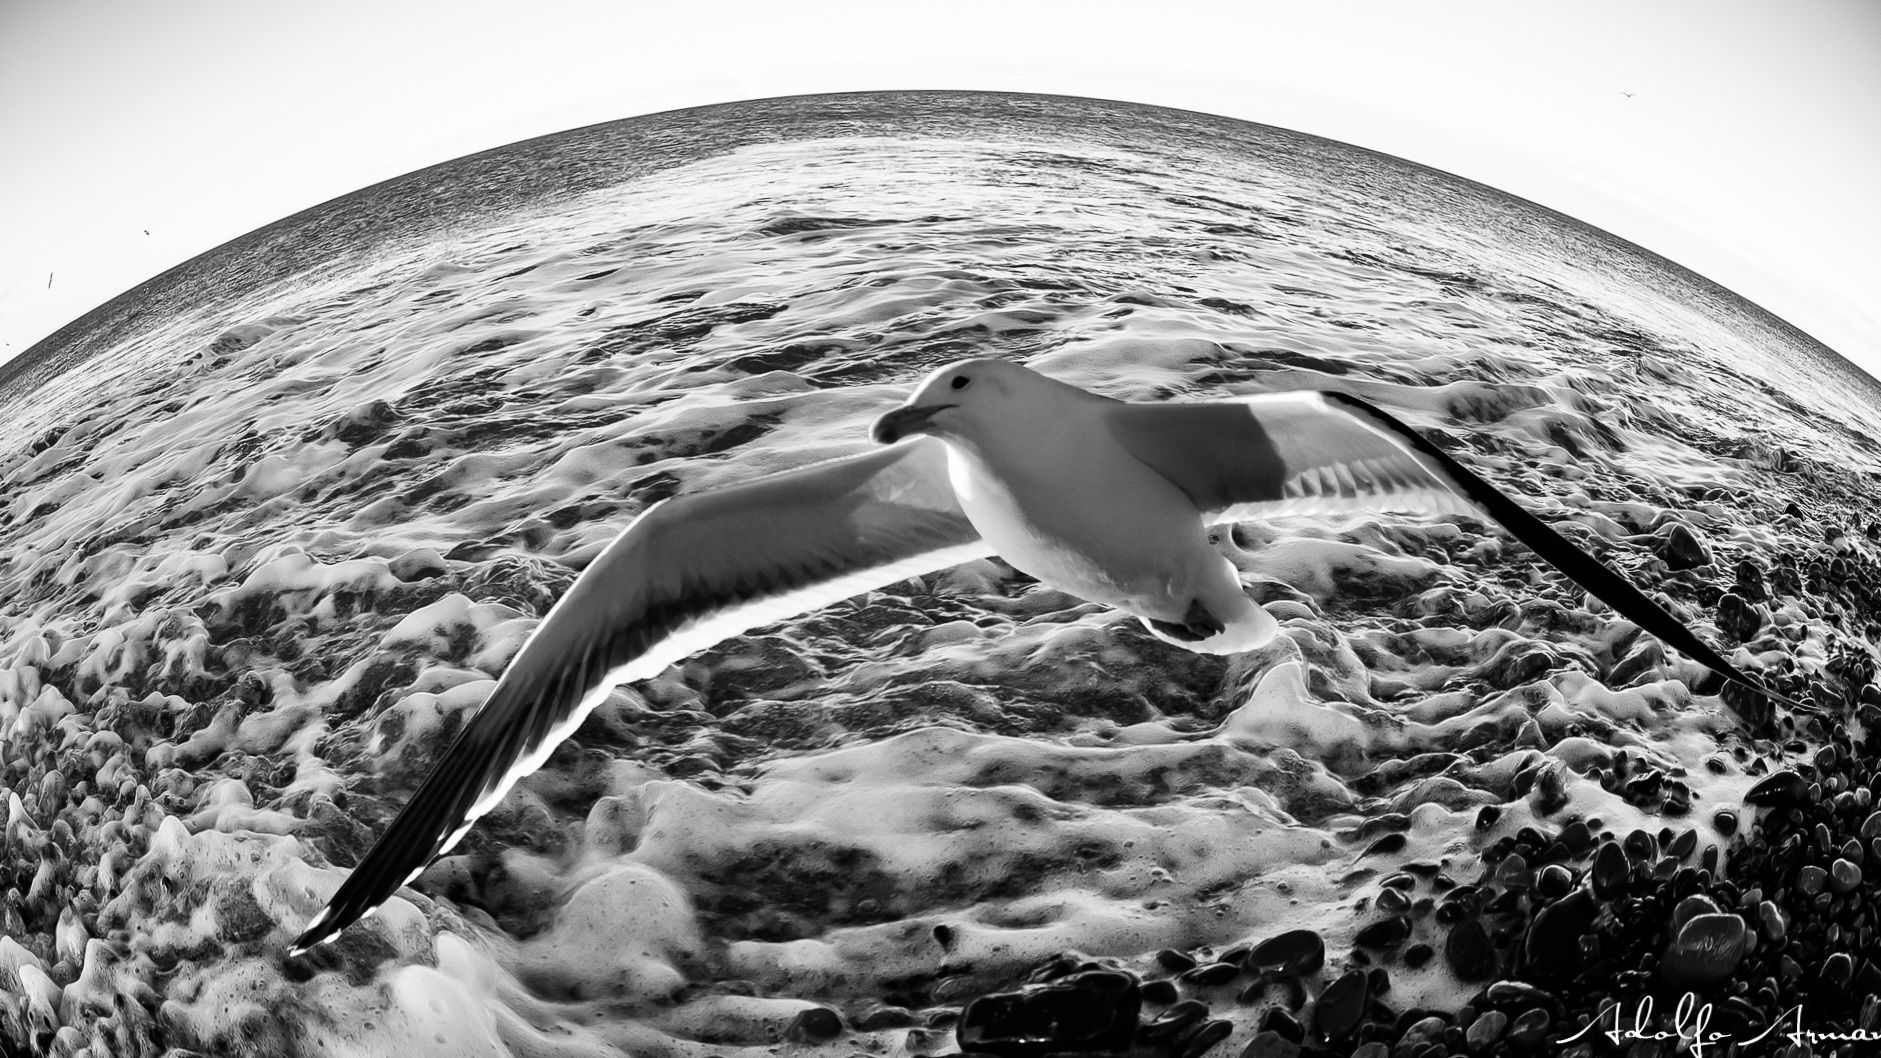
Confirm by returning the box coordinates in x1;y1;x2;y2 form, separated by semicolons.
1555;993;1881;1057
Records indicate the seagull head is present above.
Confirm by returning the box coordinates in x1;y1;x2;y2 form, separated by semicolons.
871;358;1047;447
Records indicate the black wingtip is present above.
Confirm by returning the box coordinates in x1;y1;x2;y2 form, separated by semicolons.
1321;391;1810;721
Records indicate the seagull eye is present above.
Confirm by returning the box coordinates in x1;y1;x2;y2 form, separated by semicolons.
951;376;971;390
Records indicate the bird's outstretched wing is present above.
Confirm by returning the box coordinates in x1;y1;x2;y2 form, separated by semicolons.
291;437;986;955
1106;390;1803;710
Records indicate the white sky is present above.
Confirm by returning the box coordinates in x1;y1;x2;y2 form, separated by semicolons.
4;0;1879;384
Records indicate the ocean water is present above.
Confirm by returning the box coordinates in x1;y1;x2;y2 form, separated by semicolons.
2;92;1878;1056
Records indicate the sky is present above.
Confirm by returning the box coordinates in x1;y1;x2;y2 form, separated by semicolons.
3;0;1879;384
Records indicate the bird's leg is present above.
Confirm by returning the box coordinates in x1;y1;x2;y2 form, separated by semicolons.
1146;598;1226;643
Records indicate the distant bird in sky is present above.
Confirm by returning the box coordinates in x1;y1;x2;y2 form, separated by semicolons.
291;357;1803;955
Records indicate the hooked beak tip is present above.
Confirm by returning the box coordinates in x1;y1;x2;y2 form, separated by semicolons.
871;403;951;445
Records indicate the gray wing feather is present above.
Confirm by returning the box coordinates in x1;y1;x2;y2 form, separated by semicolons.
292;437;984;954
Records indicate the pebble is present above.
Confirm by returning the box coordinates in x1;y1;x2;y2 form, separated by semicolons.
1823;952;1855;989
1309;970;1370;1043
1797;864;1827;895
1493;853;1531;891
1140;1001;1208;1042
1141;979;1179;1006
1669;828;1697;860
1535;864;1572;898
1658;523;1711;569
1176;1019;1232;1058
1523;889;1595;983
1246;929;1325;977
1758;899;1787;942
1716;592;1763;640
785;1007;844;1043
1445;919;1496;982
1660;913;1750;989
1354;916;1410;949
1745;771;1807;807
1156;949;1197;973
1181;961;1241;988
956;969;1140;1057
1465;1010;1508;1051
1592;841;1629;898
1622;829;1657;862
1670;893;1721;933
1505;1008;1553;1051
1830;858;1862;893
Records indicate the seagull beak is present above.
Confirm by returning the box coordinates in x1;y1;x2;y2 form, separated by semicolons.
871;403;954;444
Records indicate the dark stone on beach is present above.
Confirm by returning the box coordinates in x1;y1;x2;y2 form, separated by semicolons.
1445;919;1496;982
1669;828;1697;860
1658;523;1710;569
1830;858;1862;893
956;969;1140;1056
1822;952;1855;989
1558;820;1594;855
786;1007;844;1043
1797;865;1827;895
1505;1008;1553;1052
1181;961;1241;988
1175;1019;1233;1058
1592;841;1629;898
1355;916;1410;949
1464;1009;1509;1051
1713;809;1738;837
1745;771;1807;807
1671;893;1722;933
1535;864;1572;898
1717;592;1762;641
1494;853;1532;891
1141;979;1179;1006
1310;970;1371;1043
1757;900;1786;942
1660;914;1750;989
1156;949;1197;973
1476;805;1501;831
1402;943;1434;969
1480;981;1557;1013
1363;833;1407;857
1140;1000;1208;1042
1247;929;1325;977
1862;811;1881;841
1622;828;1657;862
1524;889;1595;983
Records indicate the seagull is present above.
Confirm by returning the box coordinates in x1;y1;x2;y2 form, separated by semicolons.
291;357;1799;954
